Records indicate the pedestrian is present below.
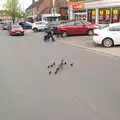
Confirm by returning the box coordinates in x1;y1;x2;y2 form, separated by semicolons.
44;28;55;42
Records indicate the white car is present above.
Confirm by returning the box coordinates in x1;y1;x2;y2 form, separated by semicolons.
93;23;120;47
32;21;48;32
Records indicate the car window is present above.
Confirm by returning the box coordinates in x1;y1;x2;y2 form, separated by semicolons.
36;23;42;25
64;22;75;26
36;22;43;24
109;26;120;31
19;22;24;25
24;23;31;26
81;20;91;25
74;21;84;26
12;25;22;29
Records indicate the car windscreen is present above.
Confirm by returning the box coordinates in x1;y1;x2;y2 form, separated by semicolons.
47;22;60;27
81;20;91;25
12;25;22;29
60;22;75;26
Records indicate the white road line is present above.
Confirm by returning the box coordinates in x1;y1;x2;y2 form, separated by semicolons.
57;40;120;60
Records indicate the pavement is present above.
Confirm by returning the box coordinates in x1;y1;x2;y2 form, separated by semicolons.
57;36;120;57
1;31;120;120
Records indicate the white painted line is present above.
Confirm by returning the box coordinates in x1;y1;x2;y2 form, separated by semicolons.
57;40;120;59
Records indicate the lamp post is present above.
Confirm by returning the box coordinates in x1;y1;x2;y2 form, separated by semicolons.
53;0;56;21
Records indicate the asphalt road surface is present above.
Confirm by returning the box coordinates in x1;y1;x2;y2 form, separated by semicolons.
0;31;120;120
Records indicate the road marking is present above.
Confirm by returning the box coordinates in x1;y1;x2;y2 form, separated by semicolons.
57;40;120;60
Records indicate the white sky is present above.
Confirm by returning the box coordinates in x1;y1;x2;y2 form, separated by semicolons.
0;0;33;10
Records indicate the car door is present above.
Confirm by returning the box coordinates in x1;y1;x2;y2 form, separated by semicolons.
38;22;46;29
109;25;120;44
74;21;88;34
63;22;76;35
24;23;32;29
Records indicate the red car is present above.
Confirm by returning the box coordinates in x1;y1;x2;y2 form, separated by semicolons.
9;24;24;36
57;20;99;37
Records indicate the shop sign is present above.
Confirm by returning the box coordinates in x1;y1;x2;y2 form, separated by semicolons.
100;10;104;15
113;9;118;15
106;10;110;15
92;10;96;16
72;4;85;10
68;1;78;5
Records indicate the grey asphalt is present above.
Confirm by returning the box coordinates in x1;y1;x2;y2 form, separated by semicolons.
0;31;120;120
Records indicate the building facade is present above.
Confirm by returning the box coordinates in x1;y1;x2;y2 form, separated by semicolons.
68;0;120;24
26;0;68;21
0;10;12;23
26;1;40;22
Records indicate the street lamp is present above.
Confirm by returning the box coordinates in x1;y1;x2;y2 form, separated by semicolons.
53;0;56;21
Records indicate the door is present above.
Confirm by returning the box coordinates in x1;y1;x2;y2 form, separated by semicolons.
109;25;120;44
37;22;46;30
74;21;88;34
63;22;76;35
24;23;32;29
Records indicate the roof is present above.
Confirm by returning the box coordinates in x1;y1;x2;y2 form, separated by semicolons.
26;1;40;11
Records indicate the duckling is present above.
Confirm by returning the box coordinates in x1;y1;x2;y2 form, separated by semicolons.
70;63;74;67
48;65;50;68
54;71;58;75
56;67;60;71
49;71;52;75
64;61;67;65
50;64;53;67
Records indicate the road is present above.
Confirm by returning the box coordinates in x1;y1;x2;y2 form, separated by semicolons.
0;30;120;120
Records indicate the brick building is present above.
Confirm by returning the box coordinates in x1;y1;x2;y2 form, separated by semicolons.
0;10;12;23
26;1;40;22
26;0;68;21
38;0;68;20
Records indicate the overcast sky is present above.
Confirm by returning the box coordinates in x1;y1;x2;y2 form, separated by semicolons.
0;0;33;10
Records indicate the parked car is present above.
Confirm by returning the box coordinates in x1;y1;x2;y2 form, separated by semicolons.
57;20;99;37
93;23;120;47
32;21;48;32
19;22;32;29
2;23;9;30
9;24;24;36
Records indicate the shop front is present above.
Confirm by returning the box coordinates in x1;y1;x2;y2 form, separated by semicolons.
86;0;120;24
68;0;120;24
72;3;86;20
68;2;86;20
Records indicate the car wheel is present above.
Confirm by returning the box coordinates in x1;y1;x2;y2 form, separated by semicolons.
33;28;38;32
62;32;68;37
88;30;94;36
102;38;114;48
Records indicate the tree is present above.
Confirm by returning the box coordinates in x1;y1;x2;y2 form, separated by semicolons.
3;0;22;23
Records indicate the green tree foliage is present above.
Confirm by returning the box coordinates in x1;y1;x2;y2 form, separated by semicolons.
3;0;23;23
